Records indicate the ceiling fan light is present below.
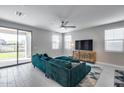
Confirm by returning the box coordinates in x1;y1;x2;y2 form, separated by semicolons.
61;27;65;30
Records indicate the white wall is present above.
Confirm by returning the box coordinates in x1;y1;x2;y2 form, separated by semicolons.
64;21;124;66
0;19;63;57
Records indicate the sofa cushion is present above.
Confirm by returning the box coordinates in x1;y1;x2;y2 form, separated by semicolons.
41;56;48;60
50;59;72;69
55;56;69;60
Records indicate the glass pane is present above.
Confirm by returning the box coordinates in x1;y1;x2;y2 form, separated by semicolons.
52;35;59;49
0;27;17;67
65;35;72;41
65;35;72;49
105;40;123;52
18;30;31;64
105;28;124;40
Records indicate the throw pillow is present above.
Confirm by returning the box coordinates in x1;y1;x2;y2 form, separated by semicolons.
43;53;48;57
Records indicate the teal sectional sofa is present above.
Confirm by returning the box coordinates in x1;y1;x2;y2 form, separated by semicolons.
32;53;91;87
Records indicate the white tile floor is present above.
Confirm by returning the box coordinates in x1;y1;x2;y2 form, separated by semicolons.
0;63;124;87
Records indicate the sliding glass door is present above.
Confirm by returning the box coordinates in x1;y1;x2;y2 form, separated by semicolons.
0;27;31;68
0;27;17;67
18;30;31;64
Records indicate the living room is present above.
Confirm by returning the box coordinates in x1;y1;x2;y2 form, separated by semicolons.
0;1;124;91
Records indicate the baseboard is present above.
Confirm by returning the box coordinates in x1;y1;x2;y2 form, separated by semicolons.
96;61;124;69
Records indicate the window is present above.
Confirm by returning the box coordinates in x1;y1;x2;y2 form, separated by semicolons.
105;28;124;52
65;35;72;49
52;35;60;49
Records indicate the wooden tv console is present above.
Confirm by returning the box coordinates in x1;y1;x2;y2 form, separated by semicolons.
73;50;96;63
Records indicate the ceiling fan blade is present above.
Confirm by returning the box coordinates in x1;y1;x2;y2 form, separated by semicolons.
64;26;76;28
60;20;76;28
64;21;69;25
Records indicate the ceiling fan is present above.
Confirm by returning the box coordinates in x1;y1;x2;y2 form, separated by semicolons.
60;21;76;28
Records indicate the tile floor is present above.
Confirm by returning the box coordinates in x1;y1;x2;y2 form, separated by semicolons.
0;63;124;87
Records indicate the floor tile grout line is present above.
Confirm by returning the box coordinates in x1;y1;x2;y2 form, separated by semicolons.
12;67;17;87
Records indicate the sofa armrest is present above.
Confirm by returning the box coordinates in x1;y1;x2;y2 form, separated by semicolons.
32;55;47;73
32;55;39;66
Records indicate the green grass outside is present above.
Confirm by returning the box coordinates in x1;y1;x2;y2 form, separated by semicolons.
0;52;25;59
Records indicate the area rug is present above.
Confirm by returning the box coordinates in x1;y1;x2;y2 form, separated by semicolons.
77;66;102;87
114;70;124;87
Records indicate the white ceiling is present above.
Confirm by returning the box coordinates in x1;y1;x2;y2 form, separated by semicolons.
0;5;124;33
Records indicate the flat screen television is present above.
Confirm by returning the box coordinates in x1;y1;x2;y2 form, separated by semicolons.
75;39;93;51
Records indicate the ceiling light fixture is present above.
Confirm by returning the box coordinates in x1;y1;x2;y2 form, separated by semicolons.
15;11;25;17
